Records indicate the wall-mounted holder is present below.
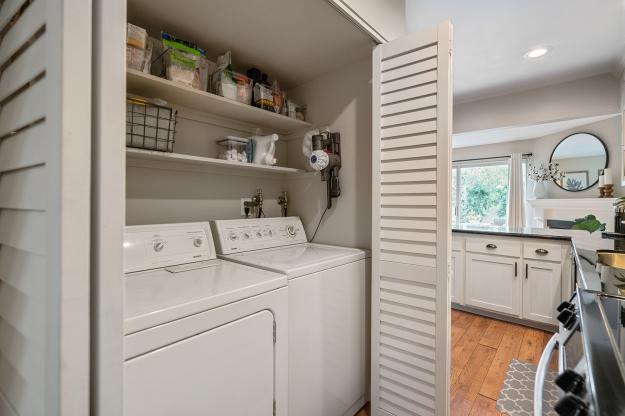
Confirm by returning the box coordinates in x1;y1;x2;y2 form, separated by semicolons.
310;132;341;210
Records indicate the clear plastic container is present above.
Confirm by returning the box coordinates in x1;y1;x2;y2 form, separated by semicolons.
126;45;146;71
286;100;306;121
217;137;249;162
254;83;274;111
164;48;197;87
212;69;253;104
127;23;147;50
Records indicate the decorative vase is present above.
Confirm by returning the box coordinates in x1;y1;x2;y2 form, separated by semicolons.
533;181;548;199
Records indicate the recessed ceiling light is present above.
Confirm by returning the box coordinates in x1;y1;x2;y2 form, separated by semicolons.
524;46;551;59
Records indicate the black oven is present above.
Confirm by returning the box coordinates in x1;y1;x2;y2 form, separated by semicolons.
534;290;625;415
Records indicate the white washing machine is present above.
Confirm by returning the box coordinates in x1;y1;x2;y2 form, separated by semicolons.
211;217;369;416
122;222;288;416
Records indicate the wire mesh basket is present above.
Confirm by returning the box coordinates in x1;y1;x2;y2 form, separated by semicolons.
126;97;177;152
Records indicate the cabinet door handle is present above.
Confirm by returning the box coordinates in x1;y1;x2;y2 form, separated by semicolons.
514;262;518;277
525;263;529;279
535;248;549;255
486;243;497;249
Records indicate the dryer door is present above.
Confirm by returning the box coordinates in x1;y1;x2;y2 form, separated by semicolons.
124;310;275;416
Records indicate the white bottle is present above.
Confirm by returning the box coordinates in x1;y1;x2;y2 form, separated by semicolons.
252;134;279;165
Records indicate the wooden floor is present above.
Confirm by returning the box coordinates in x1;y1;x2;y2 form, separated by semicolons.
357;310;556;416
450;310;556;416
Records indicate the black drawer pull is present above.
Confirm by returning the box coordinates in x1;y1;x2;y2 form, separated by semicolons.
486;243;497;249
525;263;529;279
514;262;517;277
535;248;549;255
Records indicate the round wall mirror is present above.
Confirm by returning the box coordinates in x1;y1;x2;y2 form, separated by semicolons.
550;132;608;192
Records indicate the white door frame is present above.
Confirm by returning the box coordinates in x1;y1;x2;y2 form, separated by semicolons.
91;0;126;414
48;0;92;413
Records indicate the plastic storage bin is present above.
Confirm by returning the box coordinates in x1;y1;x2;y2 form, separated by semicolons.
127;45;146;71
211;69;253;104
217;137;249;162
126;97;177;152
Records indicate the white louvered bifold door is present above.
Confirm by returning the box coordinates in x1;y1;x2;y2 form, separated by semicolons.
371;21;453;416
0;0;91;415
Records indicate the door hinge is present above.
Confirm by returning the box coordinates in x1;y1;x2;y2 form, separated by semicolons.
273;321;276;344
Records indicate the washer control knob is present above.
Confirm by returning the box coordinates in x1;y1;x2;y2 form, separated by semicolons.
287;225;297;236
256;231;263;238
193;238;203;247
243;232;251;240
229;232;238;241
153;241;165;252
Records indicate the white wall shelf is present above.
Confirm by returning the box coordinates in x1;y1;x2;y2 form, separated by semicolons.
126;148;306;175
127;69;312;134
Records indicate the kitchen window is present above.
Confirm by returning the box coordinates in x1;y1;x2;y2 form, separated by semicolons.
452;159;510;227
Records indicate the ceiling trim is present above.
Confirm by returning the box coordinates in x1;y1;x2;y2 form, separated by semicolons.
452;112;620;148
325;0;387;44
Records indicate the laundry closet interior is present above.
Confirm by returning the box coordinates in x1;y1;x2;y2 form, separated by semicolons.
118;1;449;415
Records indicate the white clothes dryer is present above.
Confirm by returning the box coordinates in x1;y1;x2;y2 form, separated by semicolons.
211;217;369;416
123;222;288;416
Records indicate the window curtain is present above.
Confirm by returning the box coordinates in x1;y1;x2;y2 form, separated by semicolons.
507;153;526;228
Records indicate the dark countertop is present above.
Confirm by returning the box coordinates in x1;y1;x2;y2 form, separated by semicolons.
452;225;573;242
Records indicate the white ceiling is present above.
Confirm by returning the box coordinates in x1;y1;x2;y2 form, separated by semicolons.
128;0;375;89
452;114;619;148
406;0;625;103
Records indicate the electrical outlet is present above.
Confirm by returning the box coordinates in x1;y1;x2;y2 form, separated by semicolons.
240;198;252;216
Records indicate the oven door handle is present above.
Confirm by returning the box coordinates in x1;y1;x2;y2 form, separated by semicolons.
534;333;558;416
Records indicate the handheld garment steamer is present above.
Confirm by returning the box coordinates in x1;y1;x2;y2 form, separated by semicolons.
308;132;341;209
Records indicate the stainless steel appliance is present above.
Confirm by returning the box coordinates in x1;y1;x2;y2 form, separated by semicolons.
534;288;625;415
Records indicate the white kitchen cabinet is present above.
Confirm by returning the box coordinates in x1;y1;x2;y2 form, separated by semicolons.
451;250;465;305
465;253;522;316
455;232;571;328
522;260;562;325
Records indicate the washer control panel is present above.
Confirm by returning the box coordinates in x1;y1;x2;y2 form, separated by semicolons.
124;222;216;273
211;217;307;254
